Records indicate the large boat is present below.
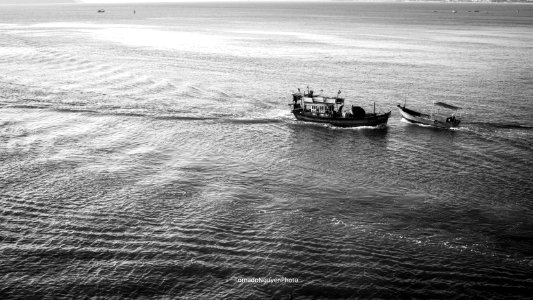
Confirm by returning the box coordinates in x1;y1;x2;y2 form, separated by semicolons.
289;89;391;128
397;102;461;129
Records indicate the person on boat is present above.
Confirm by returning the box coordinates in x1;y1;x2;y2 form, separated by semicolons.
337;104;344;118
446;115;456;123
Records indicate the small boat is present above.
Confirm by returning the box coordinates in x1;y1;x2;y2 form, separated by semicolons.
290;88;391;128
397;101;461;129
97;9;105;13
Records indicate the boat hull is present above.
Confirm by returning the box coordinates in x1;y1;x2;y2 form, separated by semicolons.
397;105;460;129
292;110;390;128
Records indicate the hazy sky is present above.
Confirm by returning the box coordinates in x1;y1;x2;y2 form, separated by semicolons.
0;0;72;3
77;0;319;2
79;0;328;2
0;0;326;3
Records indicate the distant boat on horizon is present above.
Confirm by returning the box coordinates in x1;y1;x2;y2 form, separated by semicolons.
97;9;105;13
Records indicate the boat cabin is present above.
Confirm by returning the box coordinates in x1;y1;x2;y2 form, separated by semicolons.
292;90;344;118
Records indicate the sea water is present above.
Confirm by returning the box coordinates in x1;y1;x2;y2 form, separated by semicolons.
1;2;532;298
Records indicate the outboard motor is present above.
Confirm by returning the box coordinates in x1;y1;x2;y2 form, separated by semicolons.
351;106;366;119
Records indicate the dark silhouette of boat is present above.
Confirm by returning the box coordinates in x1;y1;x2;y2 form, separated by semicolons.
290;88;391;128
97;9;105;13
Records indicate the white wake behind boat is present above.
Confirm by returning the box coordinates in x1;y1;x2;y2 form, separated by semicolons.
397;102;461;129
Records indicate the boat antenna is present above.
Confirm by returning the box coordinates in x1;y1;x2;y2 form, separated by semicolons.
374;102;376;114
403;82;412;108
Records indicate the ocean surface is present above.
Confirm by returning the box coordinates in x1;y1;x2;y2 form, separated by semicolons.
1;2;532;299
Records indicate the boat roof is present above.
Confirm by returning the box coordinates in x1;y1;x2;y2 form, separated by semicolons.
435;102;461;110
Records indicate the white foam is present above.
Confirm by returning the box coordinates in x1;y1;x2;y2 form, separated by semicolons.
327;124;388;130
